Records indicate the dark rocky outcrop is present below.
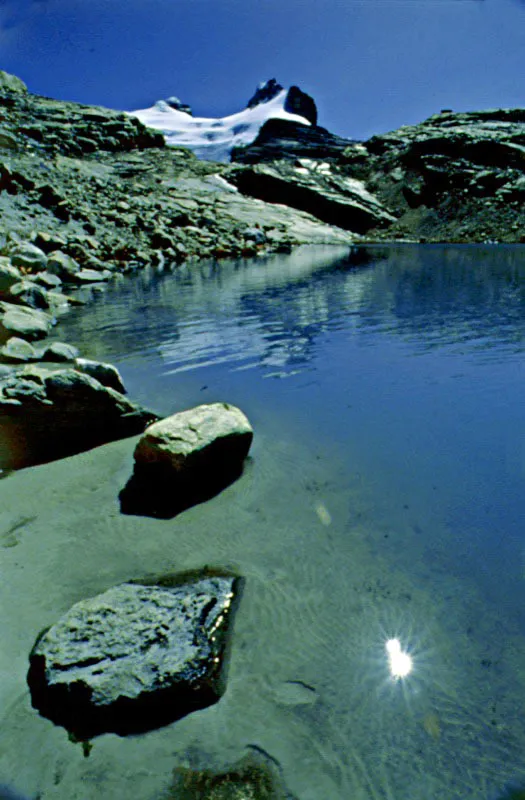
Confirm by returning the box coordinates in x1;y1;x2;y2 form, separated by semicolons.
246;78;284;109
226;160;395;234
120;402;253;517
27;571;243;739
246;78;318;126
339;108;525;242
284;85;318;126
0;364;157;469
165;96;193;115
231;118;352;164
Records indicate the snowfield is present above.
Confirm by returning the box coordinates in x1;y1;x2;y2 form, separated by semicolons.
129;88;311;162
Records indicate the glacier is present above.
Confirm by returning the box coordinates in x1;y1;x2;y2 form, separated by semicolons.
129;87;312;162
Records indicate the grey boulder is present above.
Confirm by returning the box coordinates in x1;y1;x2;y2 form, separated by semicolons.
46;250;81;280
0;70;27;93
0;365;157;468
121;402;253;517
27;573;242;738
74;357;126;392
9;243;47;273
0;336;39;363
0;301;53;341
0;264;22;296
39;341;79;362
8;280;50;309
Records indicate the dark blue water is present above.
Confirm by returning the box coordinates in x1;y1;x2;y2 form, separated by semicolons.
44;243;525;798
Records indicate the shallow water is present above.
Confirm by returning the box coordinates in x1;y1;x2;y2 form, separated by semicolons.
2;244;525;799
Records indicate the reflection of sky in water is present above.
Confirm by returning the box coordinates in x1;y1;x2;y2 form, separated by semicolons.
47;244;525;799
153;244;525;378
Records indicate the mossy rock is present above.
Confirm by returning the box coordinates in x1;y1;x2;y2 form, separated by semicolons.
0;71;27;94
166;753;296;800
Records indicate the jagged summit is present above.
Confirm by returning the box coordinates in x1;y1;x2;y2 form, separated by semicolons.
129;80;316;162
246;78;283;108
246;79;317;125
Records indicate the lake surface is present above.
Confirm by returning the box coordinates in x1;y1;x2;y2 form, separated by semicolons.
3;244;525;799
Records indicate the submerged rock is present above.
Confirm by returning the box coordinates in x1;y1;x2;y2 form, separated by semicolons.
0;364;156;468
27;572;243;739
120;402;253;518
167;750;297;799
0;785;34;800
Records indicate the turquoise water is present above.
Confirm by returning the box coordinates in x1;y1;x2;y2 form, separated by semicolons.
33;243;525;797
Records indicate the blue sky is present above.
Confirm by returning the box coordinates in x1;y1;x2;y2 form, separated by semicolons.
0;0;523;140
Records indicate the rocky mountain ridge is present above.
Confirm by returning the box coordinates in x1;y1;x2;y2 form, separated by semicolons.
128;76;524;243
229;101;524;243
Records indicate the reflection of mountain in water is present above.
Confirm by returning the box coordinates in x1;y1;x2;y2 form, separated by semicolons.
158;246;381;376
53;245;525;376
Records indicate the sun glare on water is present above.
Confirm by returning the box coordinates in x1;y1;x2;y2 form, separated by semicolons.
385;638;413;680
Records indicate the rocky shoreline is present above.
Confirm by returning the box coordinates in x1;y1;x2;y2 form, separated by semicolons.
1;70;523;460
0;69;353;471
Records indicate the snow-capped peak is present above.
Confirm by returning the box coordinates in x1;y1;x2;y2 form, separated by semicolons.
129;81;314;162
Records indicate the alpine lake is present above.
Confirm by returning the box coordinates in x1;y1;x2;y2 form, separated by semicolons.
2;243;525;800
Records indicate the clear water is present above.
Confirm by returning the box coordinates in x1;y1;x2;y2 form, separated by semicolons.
5;244;525;799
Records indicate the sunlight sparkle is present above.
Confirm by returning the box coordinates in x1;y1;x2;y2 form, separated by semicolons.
385;638;413;680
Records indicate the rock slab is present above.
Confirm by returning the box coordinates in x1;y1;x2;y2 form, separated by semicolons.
27;574;242;738
121;402;253;517
226;160;395;233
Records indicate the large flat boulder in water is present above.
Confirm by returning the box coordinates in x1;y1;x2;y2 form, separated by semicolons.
27;573;243;739
0;364;157;468
120;402;253;517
